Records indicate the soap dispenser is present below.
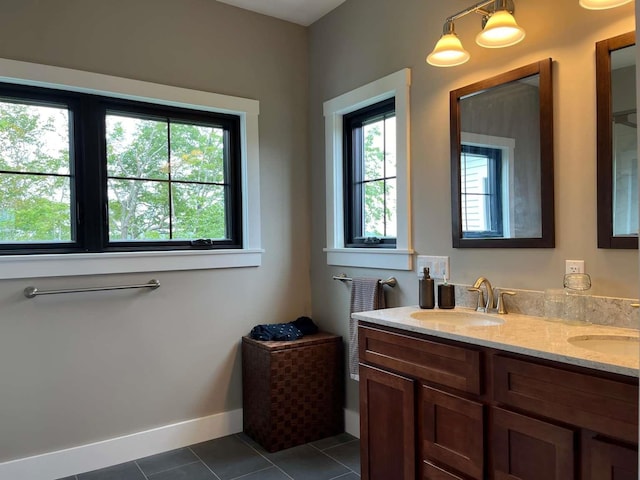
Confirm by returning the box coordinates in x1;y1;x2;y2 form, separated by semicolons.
419;267;435;309
438;276;455;309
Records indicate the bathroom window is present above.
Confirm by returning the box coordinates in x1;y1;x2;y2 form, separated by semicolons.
460;144;504;238
323;68;413;270
0;82;242;255
343;98;396;247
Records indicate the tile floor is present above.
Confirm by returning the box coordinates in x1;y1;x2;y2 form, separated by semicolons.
58;432;360;480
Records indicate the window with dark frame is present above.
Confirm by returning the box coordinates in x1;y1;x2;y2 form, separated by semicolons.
343;98;397;248
460;144;503;238
0;82;242;255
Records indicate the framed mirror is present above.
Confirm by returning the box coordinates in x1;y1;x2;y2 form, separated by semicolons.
450;59;555;248
596;31;637;249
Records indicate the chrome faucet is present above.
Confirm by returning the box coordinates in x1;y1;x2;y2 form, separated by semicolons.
470;276;494;313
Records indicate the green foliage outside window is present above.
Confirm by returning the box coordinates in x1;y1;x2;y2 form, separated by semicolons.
106;114;229;242
361;118;397;239
0;102;71;242
0;100;231;245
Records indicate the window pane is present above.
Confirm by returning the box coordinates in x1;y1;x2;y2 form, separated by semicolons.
613;121;638;236
0;101;70;175
363;119;385;181
170;123;225;184
385;116;397;178
461;152;489;195
363;180;385;237
385;178;397;238
0;99;72;244
108;179;169;240
172;183;227;240
461;145;503;236
106;114;169;180
0;173;71;242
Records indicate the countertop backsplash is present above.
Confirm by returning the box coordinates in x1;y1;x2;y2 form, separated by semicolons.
452;284;639;330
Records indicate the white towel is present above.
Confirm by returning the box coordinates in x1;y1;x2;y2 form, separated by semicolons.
349;277;386;381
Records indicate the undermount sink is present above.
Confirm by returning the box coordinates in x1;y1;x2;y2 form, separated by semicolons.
567;335;640;357
410;310;505;327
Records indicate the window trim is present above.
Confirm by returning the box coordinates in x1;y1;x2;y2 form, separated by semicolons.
0;57;262;279
323;68;412;270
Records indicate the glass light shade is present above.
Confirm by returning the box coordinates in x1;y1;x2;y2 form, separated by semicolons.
427;33;470;67
475;10;526;48
579;0;632;9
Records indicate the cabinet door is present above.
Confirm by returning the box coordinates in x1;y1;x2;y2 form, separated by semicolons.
420;385;484;479
360;363;415;480
423;461;466;479
492;407;575;480
583;434;638;480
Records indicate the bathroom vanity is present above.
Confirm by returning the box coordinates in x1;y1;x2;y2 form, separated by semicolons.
354;307;639;480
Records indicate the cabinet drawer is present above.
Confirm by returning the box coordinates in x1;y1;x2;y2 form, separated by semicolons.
494;355;638;443
420;386;483;479
359;326;482;394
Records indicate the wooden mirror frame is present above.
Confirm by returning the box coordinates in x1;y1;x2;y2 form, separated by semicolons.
596;31;637;249
450;59;555;248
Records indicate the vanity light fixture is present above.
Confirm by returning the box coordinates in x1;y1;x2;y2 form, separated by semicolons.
579;0;633;9
427;0;525;67
426;21;470;67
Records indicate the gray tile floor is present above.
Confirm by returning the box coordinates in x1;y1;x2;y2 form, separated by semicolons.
58;432;360;480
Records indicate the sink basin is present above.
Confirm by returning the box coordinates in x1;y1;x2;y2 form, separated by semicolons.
567;335;640;357
410;310;504;327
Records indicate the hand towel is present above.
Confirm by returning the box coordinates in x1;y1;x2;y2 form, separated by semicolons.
349;277;386;381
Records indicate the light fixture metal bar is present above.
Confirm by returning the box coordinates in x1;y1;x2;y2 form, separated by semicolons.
445;0;495;24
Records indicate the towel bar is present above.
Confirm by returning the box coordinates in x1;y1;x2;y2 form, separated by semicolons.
24;279;160;299
332;274;397;288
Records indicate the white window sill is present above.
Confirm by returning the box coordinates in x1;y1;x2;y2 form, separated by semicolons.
0;249;264;280
324;248;414;270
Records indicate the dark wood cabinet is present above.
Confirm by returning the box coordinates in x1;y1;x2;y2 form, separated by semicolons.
420;386;484;479
492;407;575;480
582;433;638;480
358;323;639;480
360;363;416;480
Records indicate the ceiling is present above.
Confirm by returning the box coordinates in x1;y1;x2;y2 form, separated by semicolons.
216;0;347;26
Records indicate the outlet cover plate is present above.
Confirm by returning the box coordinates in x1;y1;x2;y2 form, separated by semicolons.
565;260;585;274
417;255;450;280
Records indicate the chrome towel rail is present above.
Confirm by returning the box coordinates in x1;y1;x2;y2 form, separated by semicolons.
332;273;397;288
24;279;160;299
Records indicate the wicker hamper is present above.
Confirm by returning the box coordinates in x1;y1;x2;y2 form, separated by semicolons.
241;332;344;452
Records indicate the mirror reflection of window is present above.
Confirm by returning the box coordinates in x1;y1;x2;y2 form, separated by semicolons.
460;132;517;238
461;145;503;237
611;46;638;237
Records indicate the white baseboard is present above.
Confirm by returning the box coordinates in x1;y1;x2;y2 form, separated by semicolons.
0;409;243;480
344;409;360;438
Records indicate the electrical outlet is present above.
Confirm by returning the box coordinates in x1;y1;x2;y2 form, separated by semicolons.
416;255;450;280
565;260;585;274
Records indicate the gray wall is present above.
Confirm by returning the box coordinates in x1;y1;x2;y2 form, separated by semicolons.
0;0;311;462
309;0;637;413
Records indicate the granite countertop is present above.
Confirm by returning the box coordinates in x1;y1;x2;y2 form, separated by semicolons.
353;306;639;377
